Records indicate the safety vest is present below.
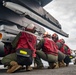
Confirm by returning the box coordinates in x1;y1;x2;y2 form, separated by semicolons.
43;38;58;56
59;45;65;53
16;31;37;57
56;40;65;53
63;44;71;55
56;40;71;55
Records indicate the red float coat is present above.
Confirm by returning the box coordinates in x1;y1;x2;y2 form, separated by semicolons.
16;31;37;57
59;45;65;53
56;40;65;53
63;44;71;55
42;38;58;56
56;40;71;55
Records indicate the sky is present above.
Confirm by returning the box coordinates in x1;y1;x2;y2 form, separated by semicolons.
43;0;76;50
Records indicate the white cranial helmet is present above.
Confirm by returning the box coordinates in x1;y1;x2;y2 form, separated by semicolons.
26;24;35;30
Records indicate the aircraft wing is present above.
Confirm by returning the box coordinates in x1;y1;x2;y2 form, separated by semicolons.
0;0;68;37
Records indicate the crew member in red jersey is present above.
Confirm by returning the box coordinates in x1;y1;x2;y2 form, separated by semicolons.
52;33;66;67
1;24;37;73
34;32;59;69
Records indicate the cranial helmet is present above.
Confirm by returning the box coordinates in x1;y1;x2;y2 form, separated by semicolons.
52;33;58;38
43;32;51;37
52;33;59;42
25;23;36;33
59;39;65;44
26;23;35;30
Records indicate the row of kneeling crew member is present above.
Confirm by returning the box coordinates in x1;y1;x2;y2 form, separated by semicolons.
1;24;71;73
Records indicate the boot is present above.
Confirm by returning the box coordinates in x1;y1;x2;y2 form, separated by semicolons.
7;61;22;73
53;62;59;69
26;65;33;71
66;63;69;67
59;60;66;67
7;65;11;69
34;62;37;68
48;62;59;69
